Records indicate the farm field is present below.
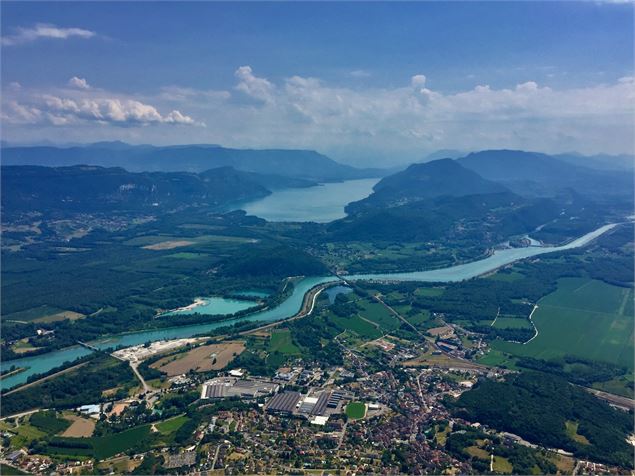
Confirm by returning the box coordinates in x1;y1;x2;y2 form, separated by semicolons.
493;278;634;369
329;313;382;339
3;305;85;324
151;341;245;376
357;299;401;331
61;415;96;437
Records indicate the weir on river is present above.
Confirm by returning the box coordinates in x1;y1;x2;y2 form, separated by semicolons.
0;223;617;390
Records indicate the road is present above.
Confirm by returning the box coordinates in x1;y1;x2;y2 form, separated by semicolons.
373;294;423;337
130;361;151;394
240;281;336;336
583;386;635;411
0;408;45;421
3;362;88;396
523;304;539;344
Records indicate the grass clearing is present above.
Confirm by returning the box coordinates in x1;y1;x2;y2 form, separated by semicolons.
565;420;590;445
269;329;301;355
3;305;84;324
329;313;382;339
492;455;513;473
465;445;489;460
345;402;367;420
9;423;46;448
493;278;634;369
156;415;189;435
414;287;444;297
476;349;519;369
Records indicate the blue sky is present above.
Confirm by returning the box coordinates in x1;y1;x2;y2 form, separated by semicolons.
1;1;633;165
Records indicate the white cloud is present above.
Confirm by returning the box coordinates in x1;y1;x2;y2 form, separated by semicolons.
234;66;275;103
2;82;199;127
1;23;96;46
68;77;91;90
411;74;427;87
2;68;633;163
159;86;230;102
349;69;372;78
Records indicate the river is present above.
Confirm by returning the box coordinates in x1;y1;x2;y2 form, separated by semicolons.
0;223;616;390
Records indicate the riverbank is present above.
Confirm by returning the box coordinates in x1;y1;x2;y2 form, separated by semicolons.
0;367;26;380
241;281;339;336
1;223;617;390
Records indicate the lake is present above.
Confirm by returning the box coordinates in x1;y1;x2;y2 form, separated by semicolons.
237;178;379;222
163;297;258;317
0;223;616;390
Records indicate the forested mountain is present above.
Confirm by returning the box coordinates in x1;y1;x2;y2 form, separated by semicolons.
1;142;385;182
331;192;558;242
1;165;281;213
457;150;633;199
346;159;508;213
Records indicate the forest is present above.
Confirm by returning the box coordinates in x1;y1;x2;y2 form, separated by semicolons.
452;372;634;468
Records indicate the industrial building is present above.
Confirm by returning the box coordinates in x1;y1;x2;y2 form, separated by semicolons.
200;377;279;400
265;391;302;414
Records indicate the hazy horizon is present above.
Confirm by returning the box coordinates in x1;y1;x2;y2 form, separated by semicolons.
2;1;633;167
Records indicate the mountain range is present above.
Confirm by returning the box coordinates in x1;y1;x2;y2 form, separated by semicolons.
1;142;385;183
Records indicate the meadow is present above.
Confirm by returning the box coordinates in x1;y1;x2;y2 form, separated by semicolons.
493;278;634;369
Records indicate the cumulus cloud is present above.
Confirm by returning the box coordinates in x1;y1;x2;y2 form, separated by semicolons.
68;76;91;90
2;81;198;127
234;66;275;103
1;23;96;46
2;68;633;163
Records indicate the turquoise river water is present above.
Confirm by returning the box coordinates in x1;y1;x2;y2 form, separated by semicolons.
0;223;616;390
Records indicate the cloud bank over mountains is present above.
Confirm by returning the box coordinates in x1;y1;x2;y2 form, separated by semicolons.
2;66;633;165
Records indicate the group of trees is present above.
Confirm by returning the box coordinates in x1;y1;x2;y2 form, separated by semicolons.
452;372;634;468
1;355;136;414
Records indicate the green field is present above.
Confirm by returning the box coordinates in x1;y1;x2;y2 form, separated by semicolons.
494;278;634;369
269;329;301;355
357;299;401;331
29;411;71;434
345;402;367;420
3;304;64;322
329;313;382;339
0;464;28;475
414;287;445;297
156;415;189;434
47;424;152;460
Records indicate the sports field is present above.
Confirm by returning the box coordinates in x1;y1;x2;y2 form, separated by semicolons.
345;402;367;420
494;278;634;369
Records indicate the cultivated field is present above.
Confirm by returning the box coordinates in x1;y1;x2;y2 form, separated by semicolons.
61;415;96;438
494;278;634;368
151;341;245;376
3;305;85;323
143;240;195;250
